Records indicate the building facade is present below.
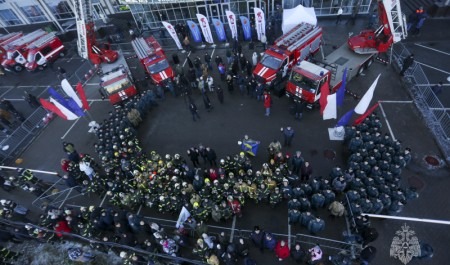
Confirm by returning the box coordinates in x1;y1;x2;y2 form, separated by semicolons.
0;0;372;32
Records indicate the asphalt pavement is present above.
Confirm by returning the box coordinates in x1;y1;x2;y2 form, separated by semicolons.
0;15;449;265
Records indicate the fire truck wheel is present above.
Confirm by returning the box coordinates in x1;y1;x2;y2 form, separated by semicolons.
38;65;44;71
14;64;24;72
366;57;374;68
357;65;365;76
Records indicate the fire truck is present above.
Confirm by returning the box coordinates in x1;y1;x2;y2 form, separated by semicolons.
25;32;65;71
253;22;322;85
131;36;174;85
73;0;118;64
286;0;407;108
1;29;47;72
99;50;138;105
0;32;23;62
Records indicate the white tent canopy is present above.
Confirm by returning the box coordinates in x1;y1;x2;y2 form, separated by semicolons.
282;5;318;34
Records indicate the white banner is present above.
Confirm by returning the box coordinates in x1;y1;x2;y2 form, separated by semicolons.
355;74;381;114
254;7;266;41
176;206;191;228
162;21;183;50
196;14;214;44
225;10;238;40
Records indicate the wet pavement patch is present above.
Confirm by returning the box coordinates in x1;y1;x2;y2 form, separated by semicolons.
408;175;425;191
323;149;336;160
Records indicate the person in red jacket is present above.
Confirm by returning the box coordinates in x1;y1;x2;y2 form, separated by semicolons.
55;220;72;238
275;240;290;261
227;195;242;218
263;91;272;116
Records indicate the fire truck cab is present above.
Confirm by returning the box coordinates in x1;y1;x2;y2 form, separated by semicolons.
25;32;65;71
99;50;138;105
0;32;23;63
253;23;322;85
287;44;377;108
2;29;47;72
131;36;174;85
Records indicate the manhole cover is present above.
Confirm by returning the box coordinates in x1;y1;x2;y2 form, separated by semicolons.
424;155;440;166
422;155;444;170
408;176;425;191
324;149;336;160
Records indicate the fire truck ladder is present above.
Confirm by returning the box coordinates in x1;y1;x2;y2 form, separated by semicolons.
0;32;21;43
8;29;46;49
275;23;314;47
287;27;322;52
386;0;407;42
29;32;56;49
131;37;156;60
74;0;93;60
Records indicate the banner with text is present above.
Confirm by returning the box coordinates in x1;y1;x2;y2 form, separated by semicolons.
212;18;227;42
254;7;266;40
240;16;252;41
186;20;202;43
162;21;183;49
225;10;238;40
196;13;214;44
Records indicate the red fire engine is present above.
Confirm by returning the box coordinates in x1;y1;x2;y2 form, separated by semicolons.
99;51;137;105
2;29;47;72
286;0;407;108
348;0;407;54
0;32;23;62
131;36;174;85
73;0;118;65
25;32;65;71
253;22;322;85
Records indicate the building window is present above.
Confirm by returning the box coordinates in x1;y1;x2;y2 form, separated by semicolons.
45;0;75;20
0;9;22;26
20;5;48;23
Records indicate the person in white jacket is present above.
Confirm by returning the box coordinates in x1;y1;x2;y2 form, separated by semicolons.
79;161;95;180
202;233;215;249
252;52;258;66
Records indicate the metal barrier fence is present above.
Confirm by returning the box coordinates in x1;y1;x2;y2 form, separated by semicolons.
141;215;360;260
66;59;98;86
392;42;450;163
0;107;49;164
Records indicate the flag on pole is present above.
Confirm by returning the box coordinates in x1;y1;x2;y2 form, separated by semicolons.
319;82;330;115
76;82;90;110
212;18;227;42
196;14;214;43
353;103;380;125
336;68;347;107
336;109;354;127
323;93;337;120
47;87;84;117
225;10;238;40
61;79;82;108
49;97;79;120
254;7;266;40
354;74;381;114
40;98;69;120
176;206;192;228
162;21;183;50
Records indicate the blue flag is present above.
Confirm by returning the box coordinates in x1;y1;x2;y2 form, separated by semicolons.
239;16;252;41
186;20;202;43
336;109;354;127
241;140;260;156
336;68;347;107
212;18;226;42
48;87;85;117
